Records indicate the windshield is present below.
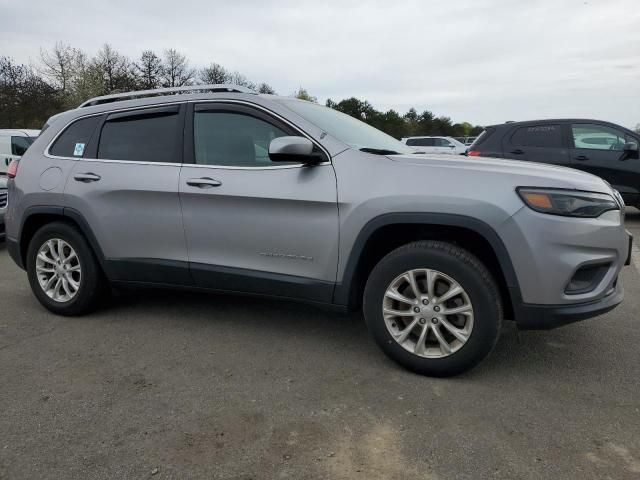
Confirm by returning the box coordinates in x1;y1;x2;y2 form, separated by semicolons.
274;98;414;155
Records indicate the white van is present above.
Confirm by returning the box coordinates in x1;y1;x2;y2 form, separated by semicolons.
0;129;41;173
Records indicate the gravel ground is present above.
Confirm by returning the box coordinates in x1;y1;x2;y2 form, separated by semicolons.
0;209;639;479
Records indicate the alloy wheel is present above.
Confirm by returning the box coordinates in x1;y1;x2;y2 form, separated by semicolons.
382;268;474;358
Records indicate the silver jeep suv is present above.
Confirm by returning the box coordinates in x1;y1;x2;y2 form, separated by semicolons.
4;85;633;376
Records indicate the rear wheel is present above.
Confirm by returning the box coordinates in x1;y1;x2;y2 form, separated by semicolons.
363;240;502;377
26;222;105;315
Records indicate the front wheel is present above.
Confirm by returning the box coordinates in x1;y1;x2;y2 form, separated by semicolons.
363;240;502;377
26;222;105;315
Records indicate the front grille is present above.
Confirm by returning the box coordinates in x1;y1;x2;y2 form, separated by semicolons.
0;190;7;208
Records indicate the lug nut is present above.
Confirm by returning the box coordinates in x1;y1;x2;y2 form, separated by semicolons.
431;318;439;324
434;306;440;312
422;299;429;305
419;318;426;324
413;307;420;313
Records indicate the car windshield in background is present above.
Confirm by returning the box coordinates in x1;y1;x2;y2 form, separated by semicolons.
274;99;414;155
11;136;35;156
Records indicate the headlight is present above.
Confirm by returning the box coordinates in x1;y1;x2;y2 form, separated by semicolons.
516;187;619;218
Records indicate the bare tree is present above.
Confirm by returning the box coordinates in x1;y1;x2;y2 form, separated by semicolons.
199;63;230;84
228;71;256;90
135;50;163;90
95;44;136;94
38;42;77;94
162;49;194;87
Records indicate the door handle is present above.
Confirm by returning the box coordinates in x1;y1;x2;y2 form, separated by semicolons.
74;172;101;182
510;149;525;155
186;177;222;188
575;155;589;161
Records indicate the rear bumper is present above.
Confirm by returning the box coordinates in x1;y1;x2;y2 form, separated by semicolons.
513;279;624;330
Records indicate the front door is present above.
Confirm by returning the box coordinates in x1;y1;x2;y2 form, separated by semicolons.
569;122;640;205
179;102;339;302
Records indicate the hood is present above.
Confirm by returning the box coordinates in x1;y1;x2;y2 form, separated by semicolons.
389;153;611;194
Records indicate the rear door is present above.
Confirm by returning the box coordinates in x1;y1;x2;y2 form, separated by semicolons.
502;123;571;168
569;122;640;204
62;104;190;284
179;102;339;301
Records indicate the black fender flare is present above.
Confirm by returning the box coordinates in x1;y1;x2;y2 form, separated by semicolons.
332;212;522;308
15;206;109;274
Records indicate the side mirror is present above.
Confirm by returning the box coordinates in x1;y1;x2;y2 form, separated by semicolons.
269;136;318;163
622;142;639;160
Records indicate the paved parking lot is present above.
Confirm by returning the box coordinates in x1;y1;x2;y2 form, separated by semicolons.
1;210;640;479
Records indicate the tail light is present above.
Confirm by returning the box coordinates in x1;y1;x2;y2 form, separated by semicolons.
467;150;481;157
7;159;19;178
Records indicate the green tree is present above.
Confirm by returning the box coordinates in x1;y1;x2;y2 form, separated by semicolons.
135;50;163;90
257;82;276;94
294;87;317;103
0;57;62;128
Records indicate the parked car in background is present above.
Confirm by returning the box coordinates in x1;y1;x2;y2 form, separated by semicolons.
467;119;640;207
0;175;7;240
401;136;467;155
0;129;39;238
4;86;632;377
454;136;478;146
0;129;40;174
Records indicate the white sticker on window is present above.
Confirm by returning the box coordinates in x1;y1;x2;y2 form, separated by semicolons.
73;143;85;156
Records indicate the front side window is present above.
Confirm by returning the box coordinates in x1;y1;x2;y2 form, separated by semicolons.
435;138;453;147
510;124;563;148
98;107;180;163
194;110;292;167
572;123;629;151
11;136;34;156
49;116;101;157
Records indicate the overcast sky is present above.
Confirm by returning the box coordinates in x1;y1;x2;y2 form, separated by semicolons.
1;0;639;128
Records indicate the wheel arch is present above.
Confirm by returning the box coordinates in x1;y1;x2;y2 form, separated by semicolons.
16;206;107;274
333;213;522;318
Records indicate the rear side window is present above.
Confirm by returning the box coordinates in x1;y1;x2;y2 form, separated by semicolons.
510;125;563;148
49;116;100;157
98;107;180;163
11;136;33;156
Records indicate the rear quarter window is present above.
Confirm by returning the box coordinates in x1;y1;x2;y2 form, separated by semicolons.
49;116;101;157
510;124;563;148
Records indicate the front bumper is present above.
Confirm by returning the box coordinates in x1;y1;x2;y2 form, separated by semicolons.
6;236;22;268
0;211;5;241
513;278;624;330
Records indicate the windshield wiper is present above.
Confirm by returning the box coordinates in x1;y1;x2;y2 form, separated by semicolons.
360;147;400;155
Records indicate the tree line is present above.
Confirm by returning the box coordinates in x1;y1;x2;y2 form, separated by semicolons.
0;42;484;138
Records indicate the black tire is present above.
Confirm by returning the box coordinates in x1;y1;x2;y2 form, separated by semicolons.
363;240;502;377
26;221;106;316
